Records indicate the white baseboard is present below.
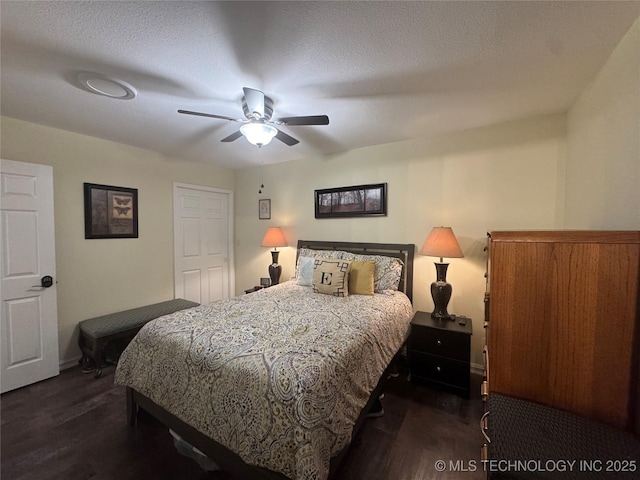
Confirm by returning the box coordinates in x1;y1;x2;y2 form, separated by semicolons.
60;356;82;370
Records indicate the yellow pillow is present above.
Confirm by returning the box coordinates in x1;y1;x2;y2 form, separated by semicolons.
312;259;352;297
349;260;375;295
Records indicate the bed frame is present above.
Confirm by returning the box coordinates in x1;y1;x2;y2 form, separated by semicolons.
126;240;415;480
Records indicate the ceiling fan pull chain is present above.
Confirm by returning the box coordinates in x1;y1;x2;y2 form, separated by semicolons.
258;149;265;194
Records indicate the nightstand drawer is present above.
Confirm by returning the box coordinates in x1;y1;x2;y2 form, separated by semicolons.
411;327;470;362
411;351;469;389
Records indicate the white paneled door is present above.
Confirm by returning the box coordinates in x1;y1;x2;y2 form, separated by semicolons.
173;184;233;304
1;159;59;393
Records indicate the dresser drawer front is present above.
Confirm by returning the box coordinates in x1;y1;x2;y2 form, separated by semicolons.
411;327;470;362
411;352;470;389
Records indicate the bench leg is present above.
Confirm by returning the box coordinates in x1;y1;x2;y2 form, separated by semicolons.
81;353;93;372
78;333;97;374
93;340;104;379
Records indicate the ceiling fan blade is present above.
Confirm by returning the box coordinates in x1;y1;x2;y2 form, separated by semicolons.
220;130;243;143
277;115;329;126
243;87;265;118
275;129;299;146
178;110;243;122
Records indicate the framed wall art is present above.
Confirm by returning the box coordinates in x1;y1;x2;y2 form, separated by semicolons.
84;183;138;239
314;183;387;219
259;198;271;220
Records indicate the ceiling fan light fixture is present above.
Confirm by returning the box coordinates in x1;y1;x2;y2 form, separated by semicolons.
178;87;327;147
240;123;277;146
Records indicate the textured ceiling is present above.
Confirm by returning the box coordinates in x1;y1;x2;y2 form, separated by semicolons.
1;1;639;169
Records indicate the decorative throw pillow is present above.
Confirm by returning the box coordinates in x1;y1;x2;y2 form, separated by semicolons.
295;256;315;286
348;260;375;295
312;259;352;297
341;253;404;292
296;248;345;279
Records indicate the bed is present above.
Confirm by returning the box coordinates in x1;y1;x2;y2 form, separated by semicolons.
115;240;415;480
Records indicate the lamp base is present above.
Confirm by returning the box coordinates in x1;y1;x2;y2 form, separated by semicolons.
268;250;282;286
431;263;453;320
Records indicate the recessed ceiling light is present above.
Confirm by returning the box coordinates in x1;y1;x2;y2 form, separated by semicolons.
77;73;137;100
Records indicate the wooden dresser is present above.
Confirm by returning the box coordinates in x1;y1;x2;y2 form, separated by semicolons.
484;231;640;431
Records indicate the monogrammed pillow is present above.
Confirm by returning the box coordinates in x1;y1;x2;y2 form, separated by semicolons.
312;259;352;297
295;248;345;279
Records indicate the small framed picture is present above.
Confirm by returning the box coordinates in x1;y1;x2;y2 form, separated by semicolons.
260;277;271;288
259;199;271;220
84;183;138;239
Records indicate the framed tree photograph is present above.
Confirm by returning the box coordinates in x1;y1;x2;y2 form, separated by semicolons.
84;183;138;239
259;199;271;220
314;183;387;218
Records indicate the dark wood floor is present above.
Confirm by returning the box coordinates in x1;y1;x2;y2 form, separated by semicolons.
1;365;484;480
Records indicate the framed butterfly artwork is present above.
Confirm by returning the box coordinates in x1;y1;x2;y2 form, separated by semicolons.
84;183;138;239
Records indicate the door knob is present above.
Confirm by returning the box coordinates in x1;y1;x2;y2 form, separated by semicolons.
32;276;53;288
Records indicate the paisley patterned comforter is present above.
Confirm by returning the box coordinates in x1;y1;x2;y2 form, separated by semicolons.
114;281;413;480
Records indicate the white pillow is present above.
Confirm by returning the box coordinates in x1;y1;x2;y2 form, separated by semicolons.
296;256;315;286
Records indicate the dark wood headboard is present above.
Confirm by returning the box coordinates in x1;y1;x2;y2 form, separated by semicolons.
296;240;415;302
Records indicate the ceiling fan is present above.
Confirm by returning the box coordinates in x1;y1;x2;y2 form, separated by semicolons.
178;87;329;147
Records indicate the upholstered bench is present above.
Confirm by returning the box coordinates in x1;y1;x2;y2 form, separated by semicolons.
485;393;640;480
78;298;199;378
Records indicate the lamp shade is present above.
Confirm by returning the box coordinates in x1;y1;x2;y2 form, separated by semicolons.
420;227;464;259
240;123;278;146
261;227;287;248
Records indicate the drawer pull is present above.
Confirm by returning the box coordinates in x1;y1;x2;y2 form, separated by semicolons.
436;340;442;346
480;411;491;443
436;366;441;373
481;443;489;461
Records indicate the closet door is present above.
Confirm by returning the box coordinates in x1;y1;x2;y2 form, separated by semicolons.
173;183;234;304
488;231;640;430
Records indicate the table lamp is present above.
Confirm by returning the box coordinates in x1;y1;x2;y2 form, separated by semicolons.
261;227;287;285
420;227;464;319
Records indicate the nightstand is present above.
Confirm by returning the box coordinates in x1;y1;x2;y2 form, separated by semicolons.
244;286;264;294
409;311;472;398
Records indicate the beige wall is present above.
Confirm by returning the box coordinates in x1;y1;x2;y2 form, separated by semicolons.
565;18;640;229
235;113;568;368
0;116;234;365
